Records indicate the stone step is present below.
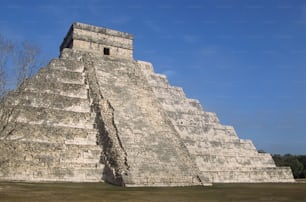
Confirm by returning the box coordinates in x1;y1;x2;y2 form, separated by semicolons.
173;124;209;139
48;58;84;73
194;154;276;170
184;138;255;149
123;174;202;187
64;136;97;146
152;86;186;99
206;124;239;139
185;141;258;154
174;124;239;142
5;91;90;113
60;145;102;164
24;78;88;99
156;98;219;124
35;167;104;182
20;120;94;129
7;106;94;129
188;99;204;111
153;88;204;114
0;140;102;167
35;67;85;85
0;122;97;140
157;98;202;114
160;110;220;129
136;60;155;76
167;112;206;127
0;165;104;182
203;112;220;123
147;73;169;88
202;167;294;183
95;69;148;87
94;61;135;75
0;122;99;145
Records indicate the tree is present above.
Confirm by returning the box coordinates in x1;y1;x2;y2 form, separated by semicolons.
272;154;284;166
297;155;306;178
258;149;266;153
0;34;41;98
14;41;40;87
0;34;41;139
272;154;305;178
287;158;304;178
0;34;14;99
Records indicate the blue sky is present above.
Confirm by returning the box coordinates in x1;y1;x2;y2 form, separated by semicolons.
0;0;305;154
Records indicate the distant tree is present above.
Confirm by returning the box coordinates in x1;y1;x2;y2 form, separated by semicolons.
258;149;266;153
14;41;40;87
287;158;304;178
0;34;41;139
272;154;305;178
273;154;284;166
0;34;41;98
0;34;14;99
297;155;306;178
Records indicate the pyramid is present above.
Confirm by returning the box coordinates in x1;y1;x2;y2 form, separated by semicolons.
0;22;294;186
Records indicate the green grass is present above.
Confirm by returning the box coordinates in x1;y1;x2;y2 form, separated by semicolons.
0;182;306;202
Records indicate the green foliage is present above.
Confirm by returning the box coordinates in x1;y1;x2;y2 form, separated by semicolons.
257;149;266;153
272;154;306;178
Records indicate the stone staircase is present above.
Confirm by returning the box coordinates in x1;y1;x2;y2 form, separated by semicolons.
67;49;208;186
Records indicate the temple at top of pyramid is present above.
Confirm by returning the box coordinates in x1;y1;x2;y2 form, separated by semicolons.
0;22;294;186
60;22;134;59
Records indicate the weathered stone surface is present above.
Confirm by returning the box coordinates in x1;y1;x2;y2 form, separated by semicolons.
60;22;133;59
137;60;294;183
0;22;294;186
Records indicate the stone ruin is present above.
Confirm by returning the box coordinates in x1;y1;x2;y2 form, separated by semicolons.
0;22;294;186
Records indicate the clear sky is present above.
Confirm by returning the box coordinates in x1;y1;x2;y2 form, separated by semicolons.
0;0;305;154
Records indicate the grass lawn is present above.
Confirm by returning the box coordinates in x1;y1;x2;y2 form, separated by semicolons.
0;182;306;202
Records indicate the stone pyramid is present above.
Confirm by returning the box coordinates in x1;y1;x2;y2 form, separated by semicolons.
0;22;294;186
